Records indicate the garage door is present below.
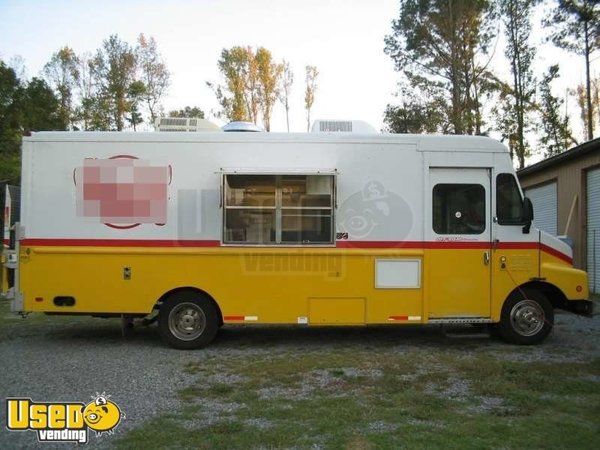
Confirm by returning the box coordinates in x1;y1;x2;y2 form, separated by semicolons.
524;182;558;236
587;168;600;293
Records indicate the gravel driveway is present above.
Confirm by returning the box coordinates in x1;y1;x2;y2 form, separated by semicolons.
0;301;598;448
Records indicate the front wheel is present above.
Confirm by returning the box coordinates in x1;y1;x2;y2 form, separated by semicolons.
158;293;219;349
499;289;554;345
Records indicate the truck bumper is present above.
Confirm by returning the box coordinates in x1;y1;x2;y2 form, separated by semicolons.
562;299;595;317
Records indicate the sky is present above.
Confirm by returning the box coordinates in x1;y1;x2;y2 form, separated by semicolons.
0;0;595;164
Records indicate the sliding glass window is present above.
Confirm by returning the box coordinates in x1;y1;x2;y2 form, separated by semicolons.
224;174;334;245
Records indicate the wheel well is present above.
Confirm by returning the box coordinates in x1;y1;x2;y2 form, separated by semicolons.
508;281;568;309
154;287;223;326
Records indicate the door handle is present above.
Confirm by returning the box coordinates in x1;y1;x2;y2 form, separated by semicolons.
483;251;490;265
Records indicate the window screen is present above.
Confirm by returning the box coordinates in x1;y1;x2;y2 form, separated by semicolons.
496;174;524;225
224;174;334;245
433;184;486;234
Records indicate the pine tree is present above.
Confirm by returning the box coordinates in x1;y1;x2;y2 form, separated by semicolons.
384;0;496;134
499;0;538;169
544;0;600;140
538;65;577;157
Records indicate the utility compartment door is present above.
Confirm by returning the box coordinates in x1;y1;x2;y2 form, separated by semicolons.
426;168;492;318
309;297;366;324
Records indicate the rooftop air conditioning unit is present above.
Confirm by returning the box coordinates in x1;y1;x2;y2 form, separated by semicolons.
311;120;377;134
154;117;221;132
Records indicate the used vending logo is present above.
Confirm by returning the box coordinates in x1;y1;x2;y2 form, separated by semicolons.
5;393;124;444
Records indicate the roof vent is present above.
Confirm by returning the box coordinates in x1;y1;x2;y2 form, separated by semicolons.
311;120;377;134
222;121;264;132
154;117;221;132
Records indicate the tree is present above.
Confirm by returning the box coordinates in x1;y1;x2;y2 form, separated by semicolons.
256;48;282;131
0;60;22;159
499;0;538;169
538;65;577;157
125;80;146;131
74;52;98;130
383;85;447;133
304;65;318;132
545;0;600;140
210;46;251;122
493;82;523;164
244;47;260;124
136;34;170;124
90;35;137;131
8;56;27;81
570;78;600;138
43;47;80;129
168;106;205;118
384;0;497;135
211;46;283;128
279;60;294;132
0;63;65;182
19;78;66;132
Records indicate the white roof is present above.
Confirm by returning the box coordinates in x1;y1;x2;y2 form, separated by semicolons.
24;131;508;153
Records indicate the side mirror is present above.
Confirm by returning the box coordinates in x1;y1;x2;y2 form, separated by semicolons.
522;197;534;234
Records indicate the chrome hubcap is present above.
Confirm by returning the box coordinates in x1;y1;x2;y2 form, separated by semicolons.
510;299;544;337
168;302;206;341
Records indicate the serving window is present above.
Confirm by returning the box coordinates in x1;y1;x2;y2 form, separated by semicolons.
223;174;334;245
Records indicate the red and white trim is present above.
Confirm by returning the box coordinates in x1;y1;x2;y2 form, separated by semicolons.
387;315;422;322
224;315;258;322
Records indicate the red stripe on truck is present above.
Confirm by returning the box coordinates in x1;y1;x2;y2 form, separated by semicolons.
388;316;409;321
20;238;221;247
19;238;572;264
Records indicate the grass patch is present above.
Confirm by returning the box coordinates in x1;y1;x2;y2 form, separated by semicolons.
116;345;600;449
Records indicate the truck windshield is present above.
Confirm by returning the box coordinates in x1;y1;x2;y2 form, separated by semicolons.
496;173;524;225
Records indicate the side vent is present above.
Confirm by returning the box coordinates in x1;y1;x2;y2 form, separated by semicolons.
311;120;377;134
320;121;352;132
154;117;221;132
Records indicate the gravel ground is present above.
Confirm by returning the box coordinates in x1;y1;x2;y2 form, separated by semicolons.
0;303;598;449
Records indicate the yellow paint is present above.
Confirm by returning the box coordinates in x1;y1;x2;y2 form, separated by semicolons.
19;245;586;324
541;256;589;300
427;249;490;318
309;297;365;324
491;249;540;321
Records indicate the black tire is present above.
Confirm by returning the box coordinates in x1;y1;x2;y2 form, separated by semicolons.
158;292;219;349
499;288;554;345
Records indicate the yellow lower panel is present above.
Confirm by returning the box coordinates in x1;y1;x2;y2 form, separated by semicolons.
18;246;576;324
20;247;424;324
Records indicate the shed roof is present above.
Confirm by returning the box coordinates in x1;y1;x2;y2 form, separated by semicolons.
518;138;600;178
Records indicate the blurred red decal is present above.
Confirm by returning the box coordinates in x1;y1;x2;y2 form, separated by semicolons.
75;157;169;228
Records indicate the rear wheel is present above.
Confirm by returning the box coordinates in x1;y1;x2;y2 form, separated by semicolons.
499;289;553;345
158;292;219;349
